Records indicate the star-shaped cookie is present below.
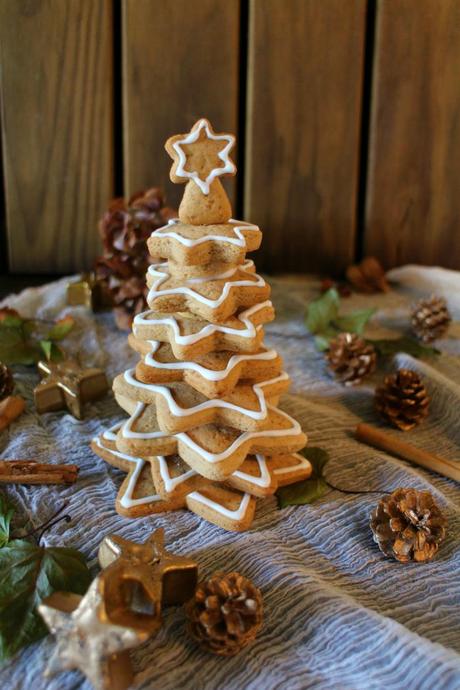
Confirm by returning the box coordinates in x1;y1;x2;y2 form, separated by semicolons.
131;336;283;398
132;300;275;359
113;367;290;433
146;259;270;323
147;218;262;266
112;401;307;480
165;118;236;194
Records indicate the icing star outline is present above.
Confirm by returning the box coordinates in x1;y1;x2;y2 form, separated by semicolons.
168;118;236;195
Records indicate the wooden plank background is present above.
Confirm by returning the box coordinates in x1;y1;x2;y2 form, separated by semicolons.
365;0;460;269
245;0;366;274
1;0;460;276
122;0;240;211
0;0;113;273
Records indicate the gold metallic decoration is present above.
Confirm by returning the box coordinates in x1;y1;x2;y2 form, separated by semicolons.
38;529;198;690
38;578;148;690
66;272;110;311
98;527;198;608
34;359;108;419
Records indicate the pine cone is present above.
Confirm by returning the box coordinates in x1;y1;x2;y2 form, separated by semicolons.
327;333;377;385
0;363;14;401
411;295;451;343
94;188;176;329
346;256;389;294
375;369;429;431
370;488;447;563
186;572;263;656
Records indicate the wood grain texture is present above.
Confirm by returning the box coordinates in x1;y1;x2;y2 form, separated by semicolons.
365;0;460;269
0;0;113;273
245;0;366;274
123;0;240;211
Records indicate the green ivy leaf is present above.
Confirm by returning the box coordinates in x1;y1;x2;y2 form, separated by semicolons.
370;337;440;359
0;338;39;366
335;308;376;335
47;316;75;342
305;289;340;334
0;494;14;549
0;541;91;662
306;290;377;350
314;335;332;352
277;447;330;508
39;341;64;362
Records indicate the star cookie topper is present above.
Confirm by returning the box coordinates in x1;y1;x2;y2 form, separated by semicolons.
165;118;237;225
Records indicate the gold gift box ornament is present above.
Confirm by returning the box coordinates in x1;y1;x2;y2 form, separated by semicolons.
66;272;111;312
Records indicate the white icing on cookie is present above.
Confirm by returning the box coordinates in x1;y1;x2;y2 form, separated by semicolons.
187;490;251;521
151;218;260;248
157;453;271;493
133;300;272;346
122;402;169;440
120;402;303;464
123;368;289;421
232;454;271;488
92;437;161;508
102;421;122;442
273;453;311;475
147;261;266;310
143;340;278;382
171;119;236;194
157;455;196;492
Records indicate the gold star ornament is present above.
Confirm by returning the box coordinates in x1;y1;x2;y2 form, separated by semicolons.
38;529;198;690
165;118;237;225
98;527;198;608
34;359;108;419
38;579;149;690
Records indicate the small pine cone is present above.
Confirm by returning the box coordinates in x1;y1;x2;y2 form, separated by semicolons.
186;572;263;656
327;333;377;385
0;363;14;401
411;295;451;343
370;488;447;563
375;369;429;431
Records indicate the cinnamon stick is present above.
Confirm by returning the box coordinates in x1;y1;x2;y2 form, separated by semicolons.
355;423;460;483
0;460;79;484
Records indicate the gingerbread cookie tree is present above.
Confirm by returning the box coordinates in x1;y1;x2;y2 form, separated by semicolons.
93;118;309;531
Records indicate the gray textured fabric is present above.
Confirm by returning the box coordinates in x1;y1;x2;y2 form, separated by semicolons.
0;269;459;690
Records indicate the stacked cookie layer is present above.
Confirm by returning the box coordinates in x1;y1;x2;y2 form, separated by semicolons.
92;119;309;531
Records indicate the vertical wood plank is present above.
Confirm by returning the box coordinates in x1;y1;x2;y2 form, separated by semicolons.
245;0;366;274
0;0;113;273
365;0;460;269
123;0;240;211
